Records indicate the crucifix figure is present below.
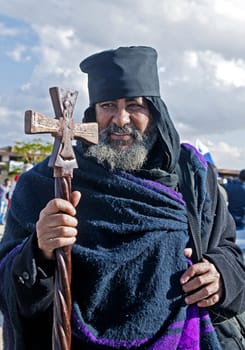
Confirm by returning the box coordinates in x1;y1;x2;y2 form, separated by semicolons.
25;87;98;350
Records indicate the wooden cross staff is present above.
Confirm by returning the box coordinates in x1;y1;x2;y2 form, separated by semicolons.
25;87;98;350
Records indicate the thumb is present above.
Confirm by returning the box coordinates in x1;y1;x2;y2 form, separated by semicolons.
71;191;81;208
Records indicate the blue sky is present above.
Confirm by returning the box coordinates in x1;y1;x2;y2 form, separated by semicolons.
0;15;38;92
0;0;245;170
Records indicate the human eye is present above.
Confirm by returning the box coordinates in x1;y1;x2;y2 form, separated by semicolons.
99;101;115;110
127;101;145;112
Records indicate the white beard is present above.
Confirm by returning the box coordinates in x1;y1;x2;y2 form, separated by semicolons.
84;124;157;171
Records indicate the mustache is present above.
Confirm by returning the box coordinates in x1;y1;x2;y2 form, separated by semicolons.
101;124;140;138
108;124;135;135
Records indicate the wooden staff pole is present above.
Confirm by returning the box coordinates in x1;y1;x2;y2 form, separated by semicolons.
25;87;98;349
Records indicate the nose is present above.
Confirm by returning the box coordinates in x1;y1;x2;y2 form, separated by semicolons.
112;107;131;127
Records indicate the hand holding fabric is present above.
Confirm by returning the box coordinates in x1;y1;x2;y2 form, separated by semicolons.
181;248;223;307
36;191;81;260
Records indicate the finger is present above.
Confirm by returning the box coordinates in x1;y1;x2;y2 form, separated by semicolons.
184;277;220;302
180;260;212;285
38;225;78;241
37;226;78;259
70;191;81;208
196;293;220;307
40;198;76;219
184;248;193;259
185;285;221;307
39;229;77;247
51;213;78;228
182;268;220;293
38;235;77;260
37;213;78;235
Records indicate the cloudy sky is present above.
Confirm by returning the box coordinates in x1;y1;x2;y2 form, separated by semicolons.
0;0;245;170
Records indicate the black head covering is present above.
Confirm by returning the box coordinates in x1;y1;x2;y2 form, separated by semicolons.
80;46;160;105
80;46;180;176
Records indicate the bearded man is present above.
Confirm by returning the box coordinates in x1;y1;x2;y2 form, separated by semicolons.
0;46;244;350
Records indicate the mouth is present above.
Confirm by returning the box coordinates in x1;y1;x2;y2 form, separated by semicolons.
110;133;132;141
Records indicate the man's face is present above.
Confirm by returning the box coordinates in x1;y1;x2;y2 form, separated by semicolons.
95;97;151;149
85;97;157;171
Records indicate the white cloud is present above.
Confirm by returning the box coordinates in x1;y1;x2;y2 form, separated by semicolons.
208;140;245;170
184;50;245;87
185;51;199;68
30;25;82;79
20;82;31;92
37;25;78;49
214;0;245;21
215;59;245;87
7;44;31;62
158;0;209;23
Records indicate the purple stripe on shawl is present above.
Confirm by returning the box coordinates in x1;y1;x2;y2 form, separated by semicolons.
72;304;213;349
72;311;149;347
119;172;185;205
146;306;216;350
145;180;185;205
146;333;182;349
140;305;200;350
181;143;208;169
199;308;215;334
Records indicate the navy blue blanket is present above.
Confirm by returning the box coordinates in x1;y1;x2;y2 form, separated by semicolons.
0;145;221;349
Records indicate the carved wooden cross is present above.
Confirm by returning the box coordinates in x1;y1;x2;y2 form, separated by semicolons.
25;87;98;350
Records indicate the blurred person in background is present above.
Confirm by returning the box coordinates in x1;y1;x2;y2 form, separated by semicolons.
223;169;245;230
7;163;33;209
0;178;11;225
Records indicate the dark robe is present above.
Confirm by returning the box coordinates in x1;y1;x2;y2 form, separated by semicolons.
0;142;244;349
